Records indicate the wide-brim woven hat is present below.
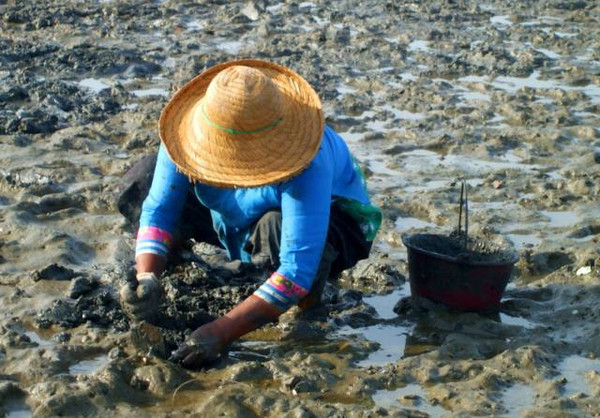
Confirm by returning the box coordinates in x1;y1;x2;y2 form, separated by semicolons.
159;59;324;188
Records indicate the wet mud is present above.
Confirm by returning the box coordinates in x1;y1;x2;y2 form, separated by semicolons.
1;0;599;416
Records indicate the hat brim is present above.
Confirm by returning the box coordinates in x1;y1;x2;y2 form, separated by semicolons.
159;59;324;188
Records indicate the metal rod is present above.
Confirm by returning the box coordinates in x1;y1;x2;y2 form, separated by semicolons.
464;180;469;249
458;181;464;236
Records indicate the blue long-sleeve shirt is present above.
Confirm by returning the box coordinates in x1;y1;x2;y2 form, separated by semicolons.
137;125;380;310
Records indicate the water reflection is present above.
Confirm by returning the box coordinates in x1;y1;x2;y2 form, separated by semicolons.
69;354;109;376
498;313;539;329
558;355;600;396
363;287;411;319
500;383;535;416
338;324;412;367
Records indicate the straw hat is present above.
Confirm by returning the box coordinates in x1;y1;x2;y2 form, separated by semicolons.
159;59;324;188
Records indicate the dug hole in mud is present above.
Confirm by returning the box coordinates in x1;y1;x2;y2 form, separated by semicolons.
1;0;600;417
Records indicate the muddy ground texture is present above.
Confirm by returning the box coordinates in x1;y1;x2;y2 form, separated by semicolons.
1;0;600;416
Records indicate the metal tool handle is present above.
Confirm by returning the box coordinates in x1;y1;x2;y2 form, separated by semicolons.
457;180;469;249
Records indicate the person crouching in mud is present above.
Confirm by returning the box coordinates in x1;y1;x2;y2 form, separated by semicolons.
117;59;382;369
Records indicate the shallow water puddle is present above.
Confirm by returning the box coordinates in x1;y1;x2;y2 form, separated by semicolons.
24;330;55;347
336;83;358;97
500;212;582;240
68;354;109;375
403;180;449;193
78;78;110;94
399;149;541;176
375;242;408;262
372;383;448;416
332;23;359;37
186;19;204;31
458;71;600;104
366;158;403;177
214;39;247;55
234;339;276;362
540;210;579;228
505;233;542;249
520;15;564;26
265;3;283;13
363;287;411;320
395;216;436;232
397;72;419;82
407;40;431;53
457;90;492;103
499;313;539;329
554;31;578;39
131;88;169;97
338;323;414;367
4;399;32;418
572;235;597;244
228;349;271;362
534;47;560;60
499;383;535;415
380;104;425;121
490;15;512;27
403;178;483;194
9;324;55;347
558;355;600;396
471;200;521;211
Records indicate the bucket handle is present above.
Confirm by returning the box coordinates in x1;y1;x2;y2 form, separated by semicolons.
457;180;469;249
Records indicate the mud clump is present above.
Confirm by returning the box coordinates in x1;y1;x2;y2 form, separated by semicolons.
31;263;80;281
36;285;129;331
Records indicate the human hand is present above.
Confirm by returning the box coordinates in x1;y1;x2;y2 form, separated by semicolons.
169;295;282;369
169;325;223;369
119;272;163;322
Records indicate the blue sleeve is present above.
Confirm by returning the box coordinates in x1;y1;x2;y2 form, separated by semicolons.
139;144;190;234
276;156;333;291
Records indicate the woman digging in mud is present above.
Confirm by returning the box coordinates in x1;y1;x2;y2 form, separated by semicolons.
117;59;382;369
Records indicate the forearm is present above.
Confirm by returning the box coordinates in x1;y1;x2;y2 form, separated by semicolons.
135;253;166;277
213;295;283;345
189;295;283;351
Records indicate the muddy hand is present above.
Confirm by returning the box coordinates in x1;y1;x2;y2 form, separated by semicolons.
170;295;282;369
119;272;163;322
169;329;222;369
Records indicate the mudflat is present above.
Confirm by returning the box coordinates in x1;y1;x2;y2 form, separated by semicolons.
0;1;599;416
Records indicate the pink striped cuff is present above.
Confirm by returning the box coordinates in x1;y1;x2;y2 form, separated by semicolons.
137;226;173;245
135;226;173;258
267;273;309;299
254;272;309;311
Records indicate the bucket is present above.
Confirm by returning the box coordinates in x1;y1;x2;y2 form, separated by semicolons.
401;180;519;312
402;233;519;311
